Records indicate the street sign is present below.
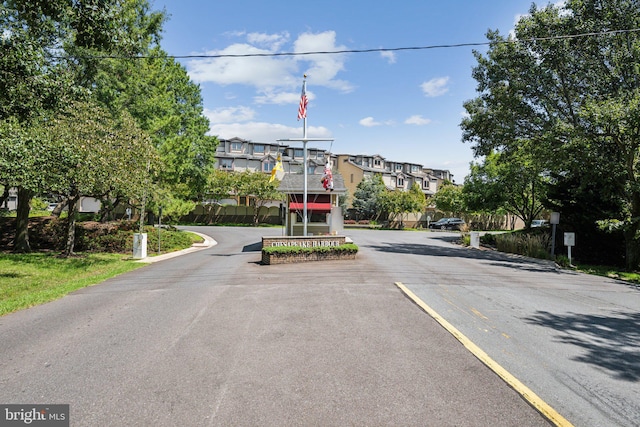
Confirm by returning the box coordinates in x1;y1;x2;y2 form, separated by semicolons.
564;232;575;247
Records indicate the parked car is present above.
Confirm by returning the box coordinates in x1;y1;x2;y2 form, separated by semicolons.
46;203;58;211
429;217;466;230
531;219;548;228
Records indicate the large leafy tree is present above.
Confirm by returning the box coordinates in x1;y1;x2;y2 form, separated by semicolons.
206;170;283;225
0;0;121;251
463;150;546;228
351;175;387;220
94;47;218;203
46;101;154;256
430;182;464;217
461;0;640;268
380;183;426;228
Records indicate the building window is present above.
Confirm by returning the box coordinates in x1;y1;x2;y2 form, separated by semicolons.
220;159;233;170
396;164;403;171
397;177;404;187
423;180;429;189
350;174;354;184
294;148;303;158
263;160;275;172
308;165;316;174
411;165;420;172
374;159;382;167
254;145;265;154
231;142;242;152
317;151;325;159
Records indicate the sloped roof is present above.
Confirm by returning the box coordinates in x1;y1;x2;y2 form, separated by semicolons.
278;172;347;194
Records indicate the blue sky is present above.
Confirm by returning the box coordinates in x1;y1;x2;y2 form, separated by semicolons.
153;0;552;182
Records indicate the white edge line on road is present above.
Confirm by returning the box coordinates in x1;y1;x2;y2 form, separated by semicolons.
136;232;217;263
394;281;574;427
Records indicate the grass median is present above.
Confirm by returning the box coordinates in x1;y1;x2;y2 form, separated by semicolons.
0;253;146;316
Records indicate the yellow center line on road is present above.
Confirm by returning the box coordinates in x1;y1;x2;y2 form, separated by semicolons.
394;281;574;427
471;307;489;320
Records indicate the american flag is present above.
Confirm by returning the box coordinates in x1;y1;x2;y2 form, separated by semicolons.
297;81;308;120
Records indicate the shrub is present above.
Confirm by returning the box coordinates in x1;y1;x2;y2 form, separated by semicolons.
480;233;497;246
555;255;571;267
495;233;551;260
262;243;359;255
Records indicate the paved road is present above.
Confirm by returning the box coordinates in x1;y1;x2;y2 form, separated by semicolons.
0;227;635;426
346;228;640;427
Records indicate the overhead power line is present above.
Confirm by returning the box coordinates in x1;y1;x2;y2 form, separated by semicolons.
74;28;640;60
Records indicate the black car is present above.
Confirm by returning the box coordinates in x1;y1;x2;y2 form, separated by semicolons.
429;217;466;230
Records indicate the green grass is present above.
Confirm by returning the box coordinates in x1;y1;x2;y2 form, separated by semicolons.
573;264;640;284
0;253;146;316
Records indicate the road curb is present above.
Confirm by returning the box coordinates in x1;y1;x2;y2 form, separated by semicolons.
136;231;217;263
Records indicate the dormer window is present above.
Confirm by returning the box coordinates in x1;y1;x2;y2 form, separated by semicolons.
395;164;403;171
254;145;265;154
231;142;242;152
374;159;382;167
263;159;275;172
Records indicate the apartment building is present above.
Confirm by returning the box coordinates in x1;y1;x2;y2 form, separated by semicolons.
216;136;331;176
215;137;453;207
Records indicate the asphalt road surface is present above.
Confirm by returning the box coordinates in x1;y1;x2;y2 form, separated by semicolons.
0;226;637;426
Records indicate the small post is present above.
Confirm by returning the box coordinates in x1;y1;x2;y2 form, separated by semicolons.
158;206;162;255
550;212;560;257
564;232;575;266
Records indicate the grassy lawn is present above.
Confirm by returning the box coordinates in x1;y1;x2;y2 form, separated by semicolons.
0;253;146;316
574;264;640;284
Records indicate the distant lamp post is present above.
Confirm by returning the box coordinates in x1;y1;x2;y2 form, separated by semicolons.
550;212;560;257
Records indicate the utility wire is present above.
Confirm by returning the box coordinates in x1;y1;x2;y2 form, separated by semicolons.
61;27;640;60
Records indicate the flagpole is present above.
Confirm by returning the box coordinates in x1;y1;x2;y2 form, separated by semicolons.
302;78;308;236
277;76;332;237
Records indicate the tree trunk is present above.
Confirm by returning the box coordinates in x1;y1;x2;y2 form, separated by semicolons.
14;187;33;253
0;186;10;208
63;194;80;257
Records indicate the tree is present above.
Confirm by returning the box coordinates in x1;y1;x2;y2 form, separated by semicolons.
236;171;284;225
430;183;465;217
463;150;546;228
94;47;218;203
207;169;237;203
461;1;640;268
0;0;153;251
46;101;154;256
352;175;387;220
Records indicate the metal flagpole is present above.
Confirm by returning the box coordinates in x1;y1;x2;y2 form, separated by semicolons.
302;79;308;236
277;76;333;236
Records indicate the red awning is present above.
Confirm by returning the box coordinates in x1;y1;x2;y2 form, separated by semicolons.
289;202;332;213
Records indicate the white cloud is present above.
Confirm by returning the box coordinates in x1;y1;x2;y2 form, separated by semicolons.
246;31;290;51
294;31;354;92
421;77;450;97
359;117;395;127
209;122;332;142
254;89;314;105
204;106;255;123
404;115;431;125
380;50;396;64
187;43;299;88
186;31;353;94
359;117;381;127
